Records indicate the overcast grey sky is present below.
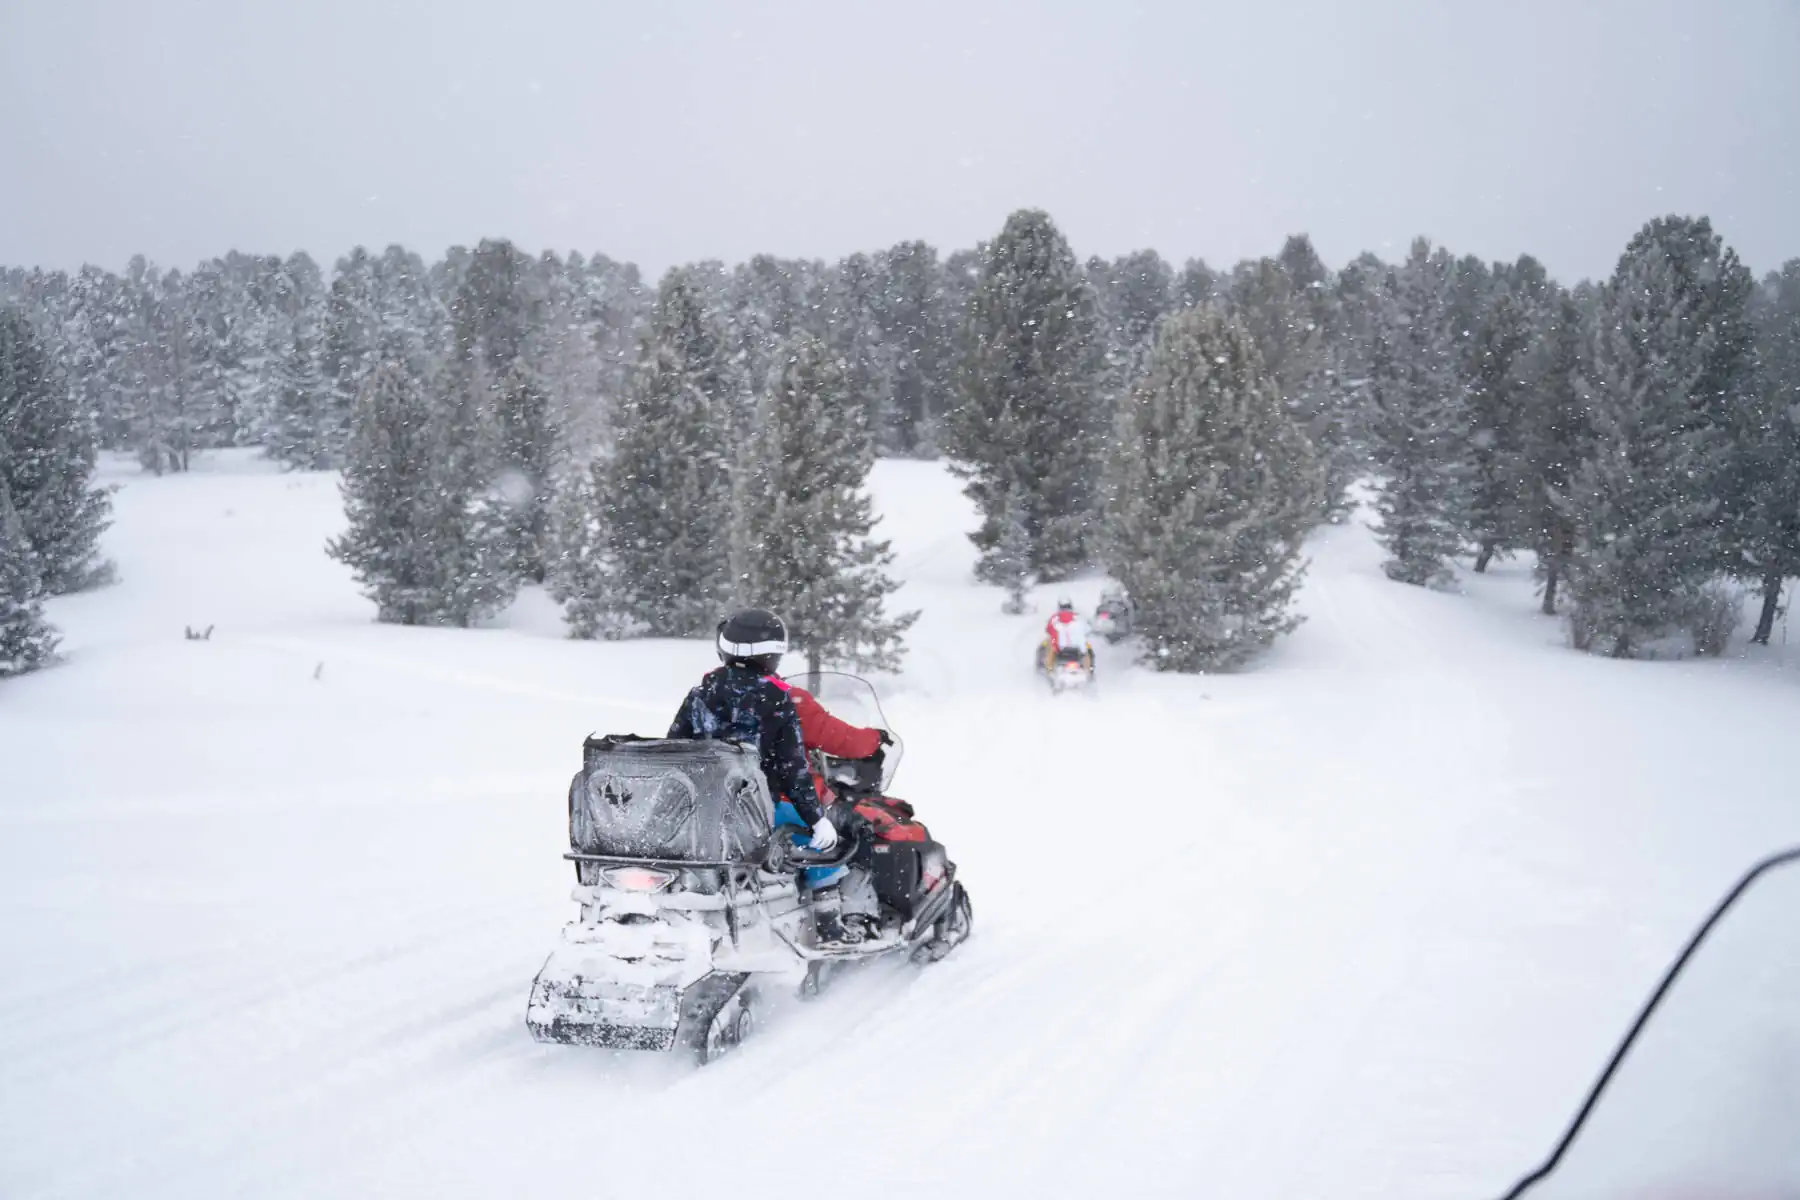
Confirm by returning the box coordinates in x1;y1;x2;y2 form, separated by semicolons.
2;0;1795;283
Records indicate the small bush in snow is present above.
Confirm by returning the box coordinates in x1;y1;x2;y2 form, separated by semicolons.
1687;581;1744;658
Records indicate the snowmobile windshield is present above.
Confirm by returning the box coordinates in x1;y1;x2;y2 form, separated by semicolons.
1502;849;1800;1200
783;670;903;792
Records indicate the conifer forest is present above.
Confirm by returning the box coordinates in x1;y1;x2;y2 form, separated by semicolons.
5;211;1800;675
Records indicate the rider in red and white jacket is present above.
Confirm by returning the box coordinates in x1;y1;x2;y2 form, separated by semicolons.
1043;597;1094;670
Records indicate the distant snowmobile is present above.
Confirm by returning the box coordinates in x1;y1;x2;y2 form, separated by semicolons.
1092;588;1133;644
1038;596;1096;693
526;674;972;1063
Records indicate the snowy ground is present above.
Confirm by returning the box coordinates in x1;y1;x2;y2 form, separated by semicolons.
4;452;1798;1199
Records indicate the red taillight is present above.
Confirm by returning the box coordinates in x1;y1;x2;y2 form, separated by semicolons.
600;866;676;893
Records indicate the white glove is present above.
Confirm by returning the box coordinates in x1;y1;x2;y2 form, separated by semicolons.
808;817;838;853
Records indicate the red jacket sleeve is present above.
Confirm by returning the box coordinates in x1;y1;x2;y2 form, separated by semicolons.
788;685;882;759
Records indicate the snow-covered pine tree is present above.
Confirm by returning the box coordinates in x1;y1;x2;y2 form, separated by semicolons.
586;255;648;446
738;332;917;675
181;259;243;448
492;362;556;582
1229;236;1358;521
1090;250;1174;460
1094;250;1174;352
320;247;383;466
1176;259;1220;310
728;254;816;420
947;209;1104;580
374;244;443;373
263;254;333;469
939;246;983;332
431;347;518;627
536;251;603;464
1735;259;1800;644
63;266;132;451
451;239;556;582
118;259;207;474
327;360;450;624
1463;280;1536;571
873;241;951;457
821;253;896;455
267;309;331;468
221;255;291;450
546;454;615;638
1367;242;1469;587
0;308;112;594
1103;306;1320;671
594;268;734;637
1516;288;1591;614
1563;216;1756;657
0;480;59;678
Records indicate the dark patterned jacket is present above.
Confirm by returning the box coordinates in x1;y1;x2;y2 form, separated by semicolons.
668;665;824;824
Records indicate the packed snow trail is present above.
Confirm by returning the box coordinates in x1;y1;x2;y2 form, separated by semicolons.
3;454;1798;1198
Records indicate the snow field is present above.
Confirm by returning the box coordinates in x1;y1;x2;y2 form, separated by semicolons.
2;453;1798;1198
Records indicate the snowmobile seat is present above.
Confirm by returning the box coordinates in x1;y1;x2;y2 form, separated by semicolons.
568;736;776;886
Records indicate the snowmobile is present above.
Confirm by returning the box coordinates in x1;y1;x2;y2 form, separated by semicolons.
1092;588;1133;644
1038;644;1095;694
526;673;972;1063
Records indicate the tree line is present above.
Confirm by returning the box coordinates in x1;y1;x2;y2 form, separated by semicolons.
3;211;1798;677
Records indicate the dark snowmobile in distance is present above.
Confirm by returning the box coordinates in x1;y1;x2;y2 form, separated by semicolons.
526;674;972;1063
1093;587;1133;644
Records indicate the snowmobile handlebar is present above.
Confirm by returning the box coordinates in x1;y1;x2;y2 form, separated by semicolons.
770;825;866;871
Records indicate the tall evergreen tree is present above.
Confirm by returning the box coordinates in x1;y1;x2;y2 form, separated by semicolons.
118;259;206;474
739;333;916;675
1464;283;1536;571
63;266;132;450
1563;216;1757;656
320;247;383;463
546;454;614;638
1103;307;1320;671
1092;250;1175;352
0;308;112;593
432;346;519;627
451;239;556;581
1090;250;1175;477
1737;260;1800;643
1516;289;1591;614
728;254;816;411
328;361;449;624
267;313;331;468
1176;259;1220;309
327;360;514;625
1229;236;1358;520
873;240;951;456
263;254;333;469
0;481;59;678
1366;244;1469;586
594;268;734;636
820;253;895;454
947;209;1104;580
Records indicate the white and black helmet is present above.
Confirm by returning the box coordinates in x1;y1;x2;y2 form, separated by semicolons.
717;608;788;673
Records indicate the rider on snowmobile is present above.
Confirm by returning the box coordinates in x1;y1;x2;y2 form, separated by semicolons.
667;607;885;945
1042;596;1095;671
